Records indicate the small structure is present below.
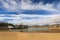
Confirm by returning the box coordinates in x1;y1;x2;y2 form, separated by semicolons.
8;26;14;29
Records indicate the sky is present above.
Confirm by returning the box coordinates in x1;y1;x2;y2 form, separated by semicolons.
0;0;60;25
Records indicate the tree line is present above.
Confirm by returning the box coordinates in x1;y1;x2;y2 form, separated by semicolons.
0;22;29;29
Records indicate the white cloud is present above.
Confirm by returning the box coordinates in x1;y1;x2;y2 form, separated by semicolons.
20;2;57;11
0;0;57;12
9;14;60;25
0;14;60;25
0;0;60;25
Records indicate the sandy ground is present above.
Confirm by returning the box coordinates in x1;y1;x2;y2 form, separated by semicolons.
0;32;60;40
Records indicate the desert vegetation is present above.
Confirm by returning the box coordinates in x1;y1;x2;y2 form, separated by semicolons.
0;22;60;32
0;22;29;29
0;22;29;32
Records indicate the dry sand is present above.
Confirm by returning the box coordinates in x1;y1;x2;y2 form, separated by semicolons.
0;32;60;40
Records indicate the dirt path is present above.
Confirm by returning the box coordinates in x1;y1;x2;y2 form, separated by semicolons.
0;32;60;40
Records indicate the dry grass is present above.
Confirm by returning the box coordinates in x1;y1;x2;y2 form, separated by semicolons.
0;32;60;40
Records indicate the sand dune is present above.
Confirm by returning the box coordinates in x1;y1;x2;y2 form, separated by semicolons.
0;32;60;40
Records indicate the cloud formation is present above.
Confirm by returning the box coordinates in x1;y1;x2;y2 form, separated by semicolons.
0;0;57;12
0;0;60;25
0;14;60;25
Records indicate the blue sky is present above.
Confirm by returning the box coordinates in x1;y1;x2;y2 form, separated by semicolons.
0;0;60;25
